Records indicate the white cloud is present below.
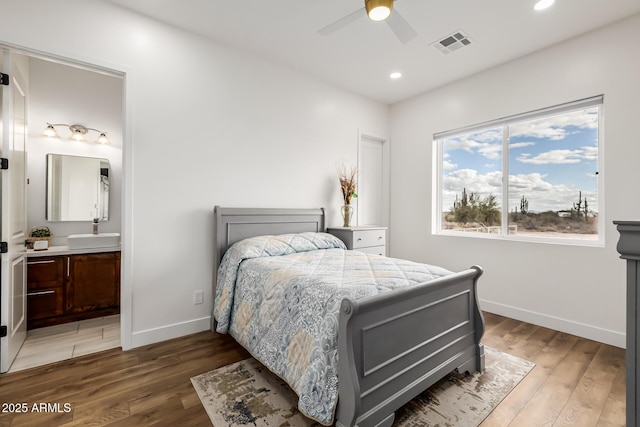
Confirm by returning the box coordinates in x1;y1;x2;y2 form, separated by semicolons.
581;145;598;160
510;108;598;141
443;169;502;194
477;144;502;160
507;172;597;213
473;129;503;142
442;170;598;213
443;160;457;171
444;138;484;154
510;141;536;149
443;129;502;157
445;135;536;161
516;146;597;165
442;169;503;210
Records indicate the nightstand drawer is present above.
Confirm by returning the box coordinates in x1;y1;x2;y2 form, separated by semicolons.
357;245;386;256
352;229;386;249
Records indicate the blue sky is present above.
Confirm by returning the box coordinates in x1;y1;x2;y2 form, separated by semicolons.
441;107;599;213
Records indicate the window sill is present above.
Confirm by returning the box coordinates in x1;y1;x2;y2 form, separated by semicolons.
435;229;604;247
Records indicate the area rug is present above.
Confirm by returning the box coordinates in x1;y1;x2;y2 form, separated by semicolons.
191;347;534;427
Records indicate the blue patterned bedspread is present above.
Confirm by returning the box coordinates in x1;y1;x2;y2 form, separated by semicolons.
213;232;453;425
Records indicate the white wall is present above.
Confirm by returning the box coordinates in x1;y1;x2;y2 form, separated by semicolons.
390;14;640;348
0;0;389;348
28;57;123;245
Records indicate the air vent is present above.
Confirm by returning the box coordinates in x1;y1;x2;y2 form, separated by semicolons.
430;30;472;55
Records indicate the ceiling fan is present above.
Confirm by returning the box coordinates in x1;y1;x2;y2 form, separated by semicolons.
318;0;418;44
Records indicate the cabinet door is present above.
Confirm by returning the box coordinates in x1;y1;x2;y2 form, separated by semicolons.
66;253;120;314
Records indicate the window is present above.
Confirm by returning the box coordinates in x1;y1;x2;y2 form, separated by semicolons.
435;96;602;244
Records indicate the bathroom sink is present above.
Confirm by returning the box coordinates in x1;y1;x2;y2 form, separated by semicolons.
67;233;121;249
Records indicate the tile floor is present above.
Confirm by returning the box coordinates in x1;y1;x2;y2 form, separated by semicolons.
9;315;121;373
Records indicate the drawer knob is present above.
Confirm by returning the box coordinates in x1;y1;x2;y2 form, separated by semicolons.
378;236;383;240
357;238;362;241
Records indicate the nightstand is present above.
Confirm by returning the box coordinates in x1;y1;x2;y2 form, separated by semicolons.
327;226;387;256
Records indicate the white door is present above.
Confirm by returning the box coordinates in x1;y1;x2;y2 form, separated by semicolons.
357;134;388;227
0;51;28;373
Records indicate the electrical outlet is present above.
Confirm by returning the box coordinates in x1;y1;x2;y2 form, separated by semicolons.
193;290;204;305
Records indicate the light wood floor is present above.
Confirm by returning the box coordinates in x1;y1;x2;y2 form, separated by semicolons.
9;316;121;373
0;312;625;426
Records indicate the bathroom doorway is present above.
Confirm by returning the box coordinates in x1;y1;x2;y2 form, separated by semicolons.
0;46;126;372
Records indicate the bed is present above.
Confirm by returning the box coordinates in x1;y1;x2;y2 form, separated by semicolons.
212;206;485;427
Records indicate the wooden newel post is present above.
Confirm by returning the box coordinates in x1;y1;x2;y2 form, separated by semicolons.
614;220;640;427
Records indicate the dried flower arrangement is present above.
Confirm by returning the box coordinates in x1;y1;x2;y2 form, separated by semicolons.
338;161;358;205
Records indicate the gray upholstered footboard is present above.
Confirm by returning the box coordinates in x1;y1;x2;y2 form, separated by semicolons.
336;266;485;427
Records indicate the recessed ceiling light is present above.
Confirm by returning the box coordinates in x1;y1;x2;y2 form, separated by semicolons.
534;0;555;11
390;72;402;79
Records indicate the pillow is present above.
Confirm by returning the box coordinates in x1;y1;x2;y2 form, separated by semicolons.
214;232;346;333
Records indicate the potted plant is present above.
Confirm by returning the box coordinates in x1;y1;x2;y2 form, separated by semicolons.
27;226;52;250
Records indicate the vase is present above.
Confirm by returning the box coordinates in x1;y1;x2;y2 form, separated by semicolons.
341;204;354;227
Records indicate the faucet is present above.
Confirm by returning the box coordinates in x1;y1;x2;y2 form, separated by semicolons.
92;218;99;235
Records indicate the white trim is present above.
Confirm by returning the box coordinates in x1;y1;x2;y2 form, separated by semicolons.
130;316;211;348
480;299;625;348
120;68;134;351
438;228;603;247
432;137;442;234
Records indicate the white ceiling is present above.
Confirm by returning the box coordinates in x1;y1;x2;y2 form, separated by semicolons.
106;0;640;104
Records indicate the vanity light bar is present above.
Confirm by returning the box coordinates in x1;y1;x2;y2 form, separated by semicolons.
44;123;111;144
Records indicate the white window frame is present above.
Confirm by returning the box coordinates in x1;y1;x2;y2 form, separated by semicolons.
433;95;604;247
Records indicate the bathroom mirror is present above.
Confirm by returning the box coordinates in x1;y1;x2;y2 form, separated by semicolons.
46;154;110;221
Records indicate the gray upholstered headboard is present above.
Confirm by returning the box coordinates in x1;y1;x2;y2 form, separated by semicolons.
212;206;325;329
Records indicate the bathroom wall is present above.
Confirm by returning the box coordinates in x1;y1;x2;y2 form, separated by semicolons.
27;57;123;246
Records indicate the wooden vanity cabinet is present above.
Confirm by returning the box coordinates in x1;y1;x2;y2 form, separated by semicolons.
27;252;120;329
66;253;120;314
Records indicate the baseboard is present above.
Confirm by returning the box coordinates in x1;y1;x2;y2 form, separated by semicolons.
480;299;625;349
130;316;211;348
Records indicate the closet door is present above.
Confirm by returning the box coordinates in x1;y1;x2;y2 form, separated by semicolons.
358;134;388;227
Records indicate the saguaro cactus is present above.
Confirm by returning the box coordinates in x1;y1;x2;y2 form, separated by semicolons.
573;191;584;219
520;195;529;214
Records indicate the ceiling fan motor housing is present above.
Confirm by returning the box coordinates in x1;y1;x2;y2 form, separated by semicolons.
365;0;394;21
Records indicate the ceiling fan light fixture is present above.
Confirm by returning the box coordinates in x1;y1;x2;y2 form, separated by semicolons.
366;0;393;22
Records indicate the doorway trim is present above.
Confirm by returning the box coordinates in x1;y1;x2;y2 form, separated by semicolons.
357;130;390;231
0;41;134;350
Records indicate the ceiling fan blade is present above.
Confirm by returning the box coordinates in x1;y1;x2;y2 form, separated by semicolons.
386;9;418;43
318;7;365;35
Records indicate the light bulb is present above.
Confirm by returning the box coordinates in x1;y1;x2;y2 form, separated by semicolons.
71;130;86;142
368;6;391;21
43;124;60;139
96;133;110;144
